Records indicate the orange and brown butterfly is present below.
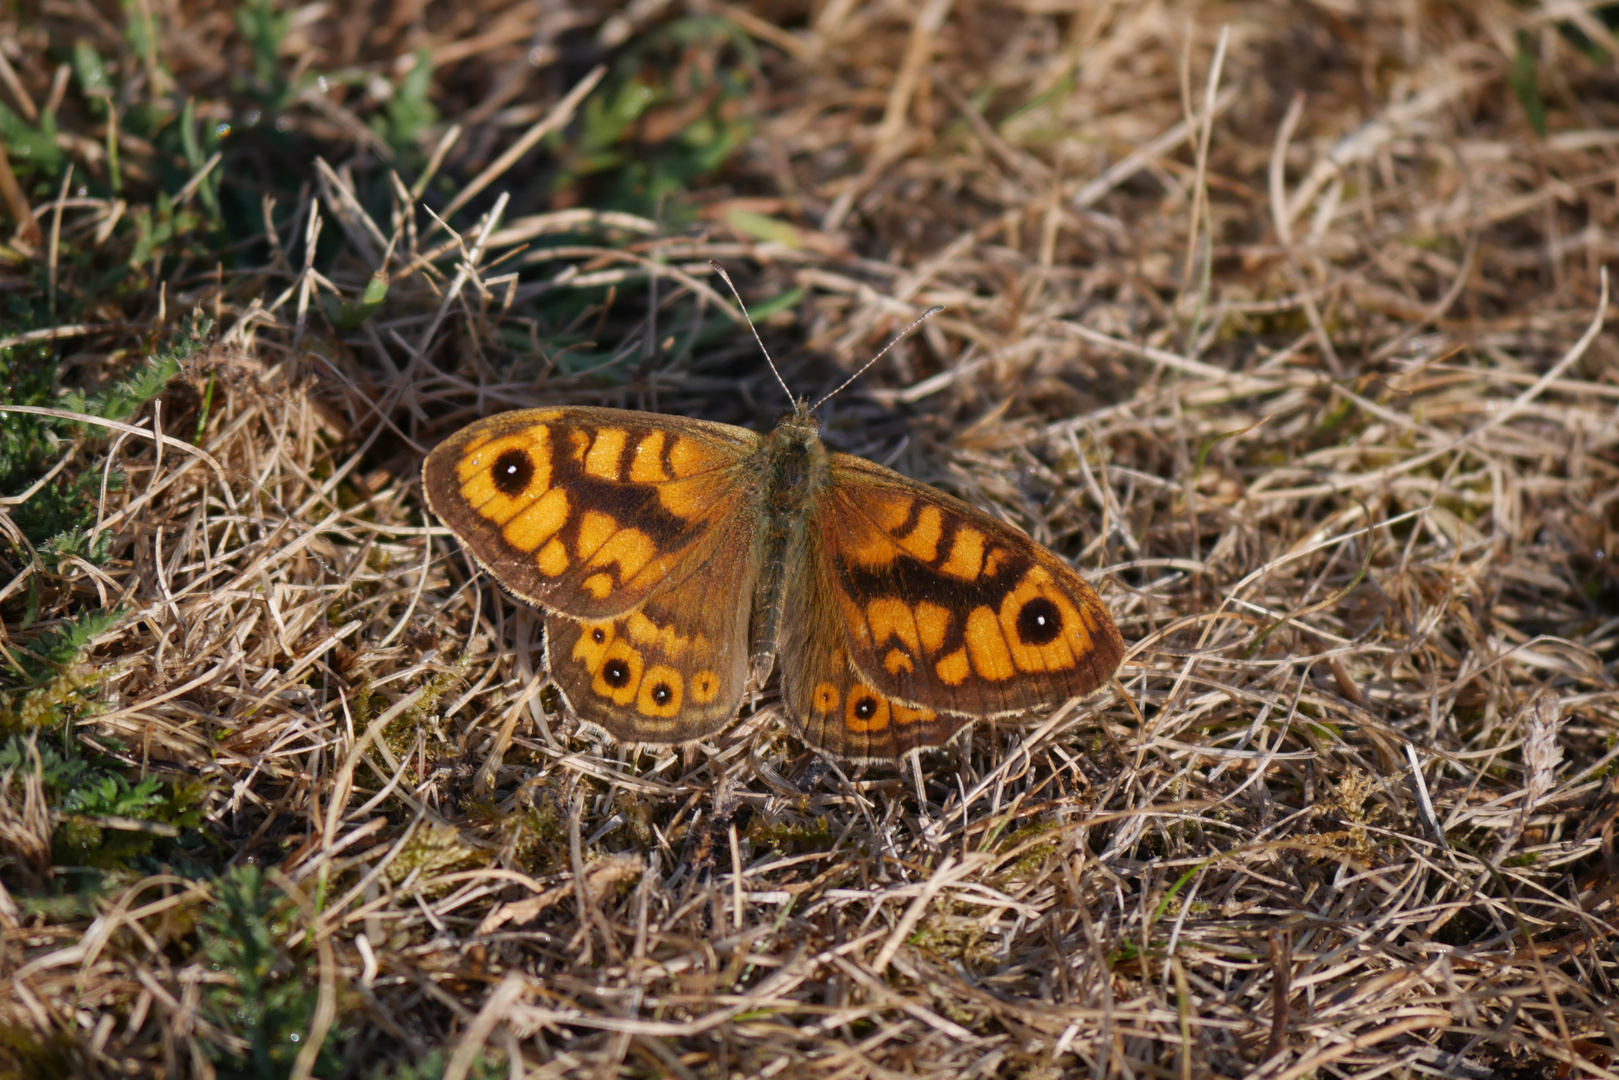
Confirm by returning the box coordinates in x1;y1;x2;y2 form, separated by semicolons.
422;301;1124;760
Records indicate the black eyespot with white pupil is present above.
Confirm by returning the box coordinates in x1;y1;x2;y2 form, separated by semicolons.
490;449;534;496
602;658;632;687
853;695;878;720
591;628;606;644
1015;597;1063;645
650;683;673;705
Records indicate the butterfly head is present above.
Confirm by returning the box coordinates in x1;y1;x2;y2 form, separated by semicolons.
776;402;822;439
784;396;819;427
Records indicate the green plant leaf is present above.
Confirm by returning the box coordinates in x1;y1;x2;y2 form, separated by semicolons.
73;41;113;114
1510;34;1548;138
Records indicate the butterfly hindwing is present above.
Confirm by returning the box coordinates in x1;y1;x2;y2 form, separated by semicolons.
776;525;973;758
545;507;761;745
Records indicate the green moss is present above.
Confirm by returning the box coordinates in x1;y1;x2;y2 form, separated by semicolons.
908;899;995;966
380;661;467;760
0;662;111;733
748;814;835;856
996;821;1059;877
385;820;490;889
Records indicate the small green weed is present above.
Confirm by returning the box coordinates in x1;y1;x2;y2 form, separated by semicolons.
200;865;344;1080
0;734;209;871
0;607;125;732
552;16;756;217
2;316;203;568
11;605;123;678
370;1048;506;1080
59;314;207;424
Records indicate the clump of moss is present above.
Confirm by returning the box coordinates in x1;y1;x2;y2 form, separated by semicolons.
749;813;835;856
385;819;491;892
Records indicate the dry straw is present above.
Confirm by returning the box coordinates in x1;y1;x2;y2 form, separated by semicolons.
2;2;1617;1078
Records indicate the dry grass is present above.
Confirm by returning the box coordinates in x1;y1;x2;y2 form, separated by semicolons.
1;1;1617;1077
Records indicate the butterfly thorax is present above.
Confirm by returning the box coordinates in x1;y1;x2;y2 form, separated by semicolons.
744;409;831;680
761;409;831;518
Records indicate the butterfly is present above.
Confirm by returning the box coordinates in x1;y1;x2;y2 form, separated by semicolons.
423;351;1123;760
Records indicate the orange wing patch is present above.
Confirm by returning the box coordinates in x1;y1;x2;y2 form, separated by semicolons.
537;537;569;576
575;510;618;560
583;428;627;479
964;606;1015;681
813;681;840;714
624;611;706;657
458;428;554;526
656;477;715;519
867;599;920;656
668;435;725;478
591;639;643;706
587;526;655;582
935;648;970;686
914;602;951;653
844;684;890;733
637;665;683;717
893;702;937;726
896;504;943;562
502;488;569;553
837;494;912;567
938;526;985;580
998;566;1086;673
690;670;722;704
629;432;668;482
573;621;615;670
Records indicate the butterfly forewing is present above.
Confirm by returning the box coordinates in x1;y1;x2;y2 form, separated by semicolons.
423;407;763;620
805;454;1123;719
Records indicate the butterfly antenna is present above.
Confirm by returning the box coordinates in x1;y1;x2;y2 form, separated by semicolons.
710;262;796;407
810;305;944;412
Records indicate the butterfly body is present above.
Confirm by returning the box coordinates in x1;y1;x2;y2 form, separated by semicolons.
424;404;1123;759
